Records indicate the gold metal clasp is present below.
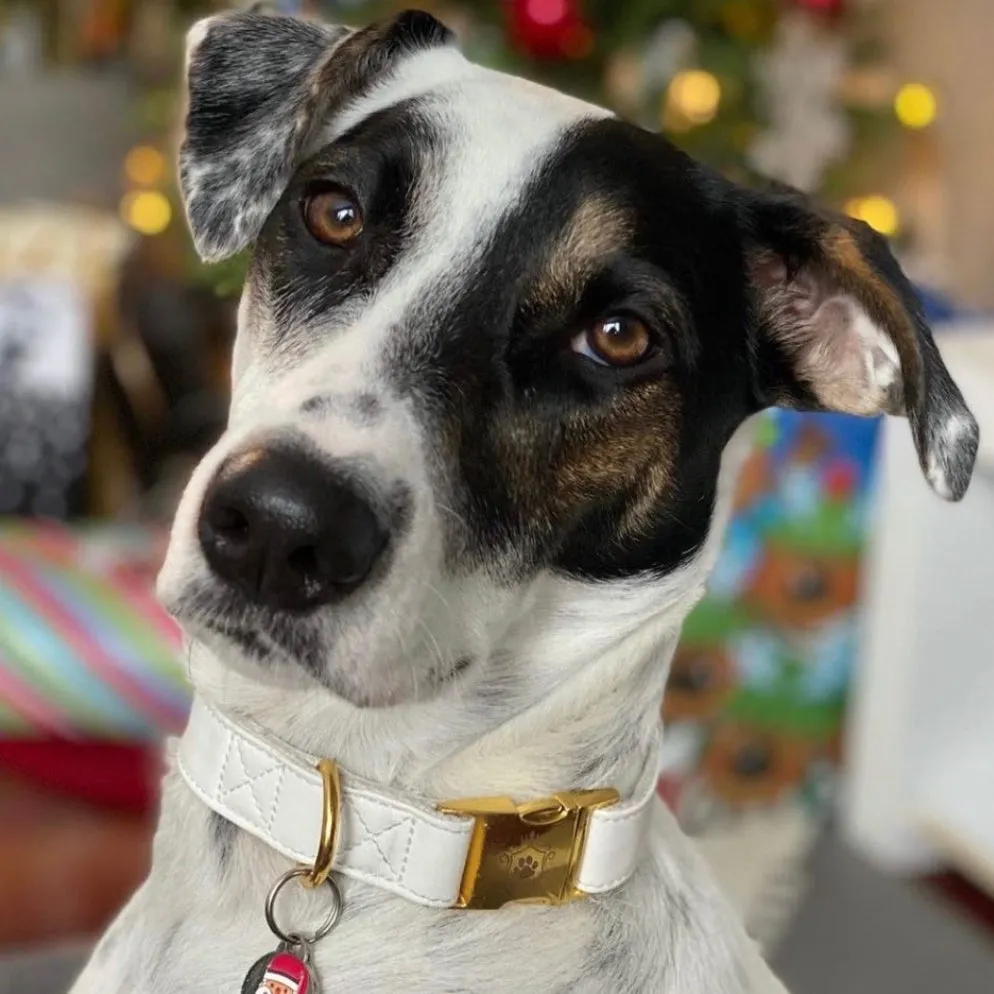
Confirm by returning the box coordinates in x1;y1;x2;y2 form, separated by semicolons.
438;788;619;910
301;758;342;889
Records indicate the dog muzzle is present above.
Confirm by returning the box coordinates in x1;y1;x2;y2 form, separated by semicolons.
178;697;660;910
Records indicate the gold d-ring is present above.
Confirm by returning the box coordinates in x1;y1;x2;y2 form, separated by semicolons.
302;758;341;889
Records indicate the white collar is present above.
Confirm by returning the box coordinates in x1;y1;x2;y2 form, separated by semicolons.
177;696;660;909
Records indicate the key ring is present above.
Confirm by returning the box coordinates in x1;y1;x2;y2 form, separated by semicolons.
265;867;343;947
245;758;345;992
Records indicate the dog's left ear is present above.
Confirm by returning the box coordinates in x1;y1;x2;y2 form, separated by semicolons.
741;186;978;501
179;9;454;262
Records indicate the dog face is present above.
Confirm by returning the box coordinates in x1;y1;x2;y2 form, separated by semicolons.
158;10;977;708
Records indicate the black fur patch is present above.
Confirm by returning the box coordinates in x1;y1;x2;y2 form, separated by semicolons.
386;118;755;581
251;100;434;356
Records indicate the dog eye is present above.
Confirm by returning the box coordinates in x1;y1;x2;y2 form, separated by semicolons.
302;188;363;246
570;316;653;368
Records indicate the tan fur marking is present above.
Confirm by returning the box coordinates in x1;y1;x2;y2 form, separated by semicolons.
822;229;923;408
495;379;679;546
529;196;633;310
487;197;676;549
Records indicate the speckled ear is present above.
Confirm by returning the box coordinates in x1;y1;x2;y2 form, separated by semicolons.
742;185;979;501
179;9;453;262
179;12;348;262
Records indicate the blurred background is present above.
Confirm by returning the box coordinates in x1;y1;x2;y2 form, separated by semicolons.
1;0;992;991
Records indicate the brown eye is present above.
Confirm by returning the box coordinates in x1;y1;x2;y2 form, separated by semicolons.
303;188;363;245
571;316;653;367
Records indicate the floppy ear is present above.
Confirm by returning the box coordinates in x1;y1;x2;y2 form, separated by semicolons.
742;186;978;501
179;9;454;262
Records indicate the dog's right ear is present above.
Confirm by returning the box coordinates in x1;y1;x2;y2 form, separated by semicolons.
740;184;978;501
179;10;454;262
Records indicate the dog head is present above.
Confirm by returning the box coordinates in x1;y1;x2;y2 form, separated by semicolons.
159;9;978;709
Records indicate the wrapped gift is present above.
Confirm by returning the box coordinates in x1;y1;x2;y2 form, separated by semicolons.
659;290;975;948
658;409;877;950
662;410;875;820
662;289;968;823
0;521;187;739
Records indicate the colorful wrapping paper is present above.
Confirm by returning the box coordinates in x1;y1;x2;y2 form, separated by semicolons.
658;289;965;831
660;408;879;826
0;521;187;739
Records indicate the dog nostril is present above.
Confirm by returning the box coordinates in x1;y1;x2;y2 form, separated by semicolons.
210;504;251;544
287;544;319;578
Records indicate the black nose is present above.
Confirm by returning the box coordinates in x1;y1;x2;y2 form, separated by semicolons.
198;446;388;612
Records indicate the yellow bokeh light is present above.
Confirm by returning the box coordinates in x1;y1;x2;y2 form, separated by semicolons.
120;190;172;236
124;145;167;186
667;70;721;127
894;82;937;129
844;195;900;237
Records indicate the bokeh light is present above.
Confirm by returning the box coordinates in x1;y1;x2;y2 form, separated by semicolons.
123;145;166;186
844;194;900;237
894;82;937;129
526;0;569;27
666;70;722;127
120;190;172;235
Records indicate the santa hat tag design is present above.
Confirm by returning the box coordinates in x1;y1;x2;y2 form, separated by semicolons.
242;949;316;994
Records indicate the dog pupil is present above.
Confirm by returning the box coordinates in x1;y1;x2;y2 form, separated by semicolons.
595;318;646;363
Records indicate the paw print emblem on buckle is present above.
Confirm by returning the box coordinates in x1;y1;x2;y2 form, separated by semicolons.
498;841;556;880
438;788;619;909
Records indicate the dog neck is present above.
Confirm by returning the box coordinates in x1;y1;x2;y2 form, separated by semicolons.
181;422;753;809
184;576;691;806
182;422;752;809
76;428;771;994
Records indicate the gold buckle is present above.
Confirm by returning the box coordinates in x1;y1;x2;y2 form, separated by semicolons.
438;788;619;909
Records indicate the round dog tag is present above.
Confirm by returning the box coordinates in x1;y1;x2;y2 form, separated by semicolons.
241;948;317;994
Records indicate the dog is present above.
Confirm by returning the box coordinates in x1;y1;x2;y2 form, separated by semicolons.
69;9;978;994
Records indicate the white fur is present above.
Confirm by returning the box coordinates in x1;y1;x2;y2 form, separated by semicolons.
72;422;788;994
928;412;973;498
71;27;790;994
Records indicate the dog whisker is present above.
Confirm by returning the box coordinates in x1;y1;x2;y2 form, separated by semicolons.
414;618;447;690
424;580;458;624
435;500;470;534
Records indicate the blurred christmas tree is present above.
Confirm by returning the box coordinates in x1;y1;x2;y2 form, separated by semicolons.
112;0;933;296
411;0;892;195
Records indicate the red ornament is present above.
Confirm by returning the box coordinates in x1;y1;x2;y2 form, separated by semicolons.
823;459;856;500
508;0;592;61
788;0;845;15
